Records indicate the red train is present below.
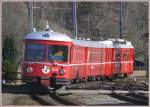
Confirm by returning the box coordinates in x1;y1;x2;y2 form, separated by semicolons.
22;28;134;88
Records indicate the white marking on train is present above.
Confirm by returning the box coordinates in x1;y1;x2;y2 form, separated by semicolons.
23;61;133;67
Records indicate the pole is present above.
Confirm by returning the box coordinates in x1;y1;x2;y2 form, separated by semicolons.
73;1;78;39
119;1;123;39
28;1;34;32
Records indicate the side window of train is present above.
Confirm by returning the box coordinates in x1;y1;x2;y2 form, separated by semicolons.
73;46;85;63
126;52;128;61
72;46;76;63
115;49;121;61
124;51;129;61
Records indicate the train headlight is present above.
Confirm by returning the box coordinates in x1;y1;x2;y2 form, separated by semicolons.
59;67;65;75
26;67;33;73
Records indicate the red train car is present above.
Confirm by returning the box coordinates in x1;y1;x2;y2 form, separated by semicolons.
21;29;134;88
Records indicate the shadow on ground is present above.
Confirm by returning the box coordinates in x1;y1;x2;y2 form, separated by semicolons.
2;83;49;95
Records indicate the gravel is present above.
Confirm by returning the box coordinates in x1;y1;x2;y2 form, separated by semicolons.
60;93;132;105
2;93;41;105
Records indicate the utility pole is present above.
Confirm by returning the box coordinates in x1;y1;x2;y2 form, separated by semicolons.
27;1;34;32
73;1;78;39
119;1;123;39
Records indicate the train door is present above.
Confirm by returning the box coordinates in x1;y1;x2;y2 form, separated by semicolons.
114;48;121;74
130;48;134;74
70;46;74;79
89;48;96;77
106;48;112;77
122;49;129;74
99;48;102;76
128;49;132;74
84;47;88;80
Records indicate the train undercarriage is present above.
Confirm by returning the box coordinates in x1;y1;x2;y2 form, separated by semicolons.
22;72;129;90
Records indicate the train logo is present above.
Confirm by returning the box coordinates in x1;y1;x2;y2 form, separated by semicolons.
42;66;50;74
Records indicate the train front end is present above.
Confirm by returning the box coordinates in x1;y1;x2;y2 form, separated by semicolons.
22;30;72;88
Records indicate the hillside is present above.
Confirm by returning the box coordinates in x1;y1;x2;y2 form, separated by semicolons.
2;2;148;64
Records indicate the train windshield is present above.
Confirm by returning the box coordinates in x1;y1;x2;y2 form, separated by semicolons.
48;45;68;62
24;44;46;61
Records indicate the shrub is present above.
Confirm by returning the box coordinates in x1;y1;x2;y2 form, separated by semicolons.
2;60;18;81
3;36;18;64
2;36;19;82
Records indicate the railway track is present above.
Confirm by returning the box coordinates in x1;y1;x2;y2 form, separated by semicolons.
66;79;148;91
3;76;148;105
66;78;148;92
29;84;79;105
32;79;148;106
110;93;148;105
55;78;148;105
29;92;79;105
2;83;79;105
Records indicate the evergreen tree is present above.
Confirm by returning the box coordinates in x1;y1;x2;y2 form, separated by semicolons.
2;36;19;82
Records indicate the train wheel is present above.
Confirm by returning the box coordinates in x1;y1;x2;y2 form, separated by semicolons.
87;77;92;82
71;80;74;84
73;79;79;84
113;74;118;79
75;79;80;84
32;77;41;87
50;78;56;88
124;73;128;78
97;76;101;81
84;78;88;84
108;77;113;81
99;77;104;81
92;77;96;81
119;73;127;79
79;78;84;83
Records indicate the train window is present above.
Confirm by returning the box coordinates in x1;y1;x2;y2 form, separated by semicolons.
24;44;46;61
123;51;129;61
73;46;85;63
115;51;120;61
48;45;68;62
88;48;99;63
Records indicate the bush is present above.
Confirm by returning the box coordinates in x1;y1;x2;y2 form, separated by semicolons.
2;35;19;82
3;36;18;63
2;60;18;81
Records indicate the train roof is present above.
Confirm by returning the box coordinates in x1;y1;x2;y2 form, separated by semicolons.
73;40;104;48
102;40;134;48
24;30;133;48
24;30;72;42
73;39;134;48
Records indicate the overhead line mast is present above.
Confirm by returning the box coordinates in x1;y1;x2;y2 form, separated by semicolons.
119;1;123;39
73;1;78;39
28;1;34;32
